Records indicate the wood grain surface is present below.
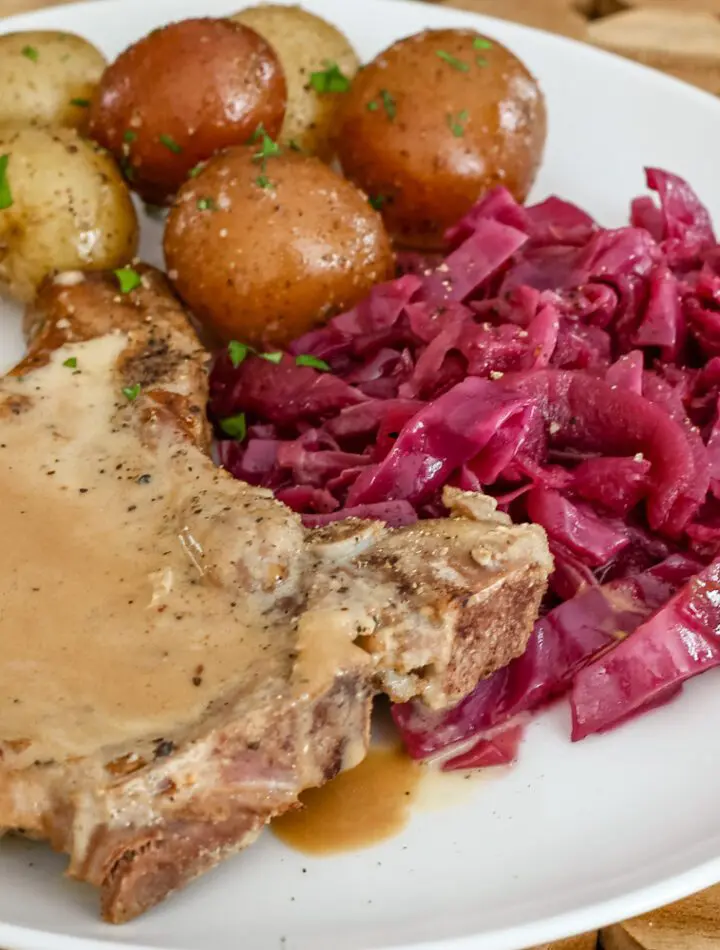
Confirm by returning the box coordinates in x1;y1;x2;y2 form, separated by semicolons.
0;0;719;947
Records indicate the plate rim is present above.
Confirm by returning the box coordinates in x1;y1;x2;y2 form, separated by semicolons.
1;854;720;950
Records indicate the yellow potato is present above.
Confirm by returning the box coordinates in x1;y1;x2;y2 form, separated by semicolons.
0;127;138;302
0;31;107;131
231;4;359;160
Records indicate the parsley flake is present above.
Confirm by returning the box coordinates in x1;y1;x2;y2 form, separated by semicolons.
21;45;38;62
0;155;12;211
255;175;273;190
288;138;303;152
309;61;351;94
366;100;379;112
295;354;330;371
252;128;281;165
63;357;77;369
220;412;247;440
380;89;396;121
114;267;142;294
197;197;216;211
473;37;493;50
228;340;252;368
119;155;135;181
159;133;182;154
188;162;204;178
123;130;137;143
436;50;469;72
259;351;283;364
70;97;90;107
447;109;470;138
476;57;488;67
368;194;386;211
122;383;141;402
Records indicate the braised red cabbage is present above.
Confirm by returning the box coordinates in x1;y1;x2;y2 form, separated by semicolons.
209;168;720;762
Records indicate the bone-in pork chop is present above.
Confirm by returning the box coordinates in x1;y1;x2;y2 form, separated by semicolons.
0;267;551;922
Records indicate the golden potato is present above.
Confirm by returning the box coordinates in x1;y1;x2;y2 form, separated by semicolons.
0;31;106;131
231;4;359;160
0;127;138;302
164;146;394;348
333;28;547;250
87;18;287;205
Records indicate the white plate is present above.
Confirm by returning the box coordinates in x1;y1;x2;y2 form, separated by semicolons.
2;1;720;949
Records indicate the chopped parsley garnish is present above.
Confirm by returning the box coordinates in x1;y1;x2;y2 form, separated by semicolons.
380;89;396;121
0;155;12;211
196;197;216;211
309;61;351;93
123;130;137;143
368;194;386;210
122;383;141;402
228;340;252;368
252;128;281;165
476;57;488;67
473;37;493;49
259;351;283;364
255;175;273;190
21;45;38;62
119;156;135;181
63;356;77;368
114;266;142;294
219;412;247;440
366;100;379;112
70;97;90;107
447;109;469;137
159;133;182;154
436;50;469;71
188;162;204;178
295;354;330;371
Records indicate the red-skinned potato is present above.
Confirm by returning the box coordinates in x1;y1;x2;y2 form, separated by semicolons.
163;147;394;348
333;28;547;250
87;18;287;204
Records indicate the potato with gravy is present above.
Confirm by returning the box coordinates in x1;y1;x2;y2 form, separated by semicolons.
333;28;547;249
231;4;359;160
0;31;106;132
163;143;394;348
87;18;287;204
0;127;138;302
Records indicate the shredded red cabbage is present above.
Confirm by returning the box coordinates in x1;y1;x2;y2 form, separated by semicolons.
209;167;720;762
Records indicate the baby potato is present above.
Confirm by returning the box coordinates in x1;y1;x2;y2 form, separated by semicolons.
333;28;547;250
231;4;359;160
0;31;106;131
0;127;138;302
164;147;394;348
87;18;287;205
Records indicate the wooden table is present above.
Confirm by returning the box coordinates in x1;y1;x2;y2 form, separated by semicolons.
2;0;720;947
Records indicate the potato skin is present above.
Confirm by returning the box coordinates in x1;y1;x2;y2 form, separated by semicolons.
0;31;106;131
87;18;287;204
231;4;359;161
164;148;394;348
334;28;547;250
0;127;138;302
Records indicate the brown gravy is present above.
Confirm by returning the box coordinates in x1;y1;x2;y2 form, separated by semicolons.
0;335;301;769
272;745;421;855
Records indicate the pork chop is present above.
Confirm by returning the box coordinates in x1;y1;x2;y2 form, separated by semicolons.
0;266;552;922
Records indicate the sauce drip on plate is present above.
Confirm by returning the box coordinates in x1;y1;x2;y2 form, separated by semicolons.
272;745;421;854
